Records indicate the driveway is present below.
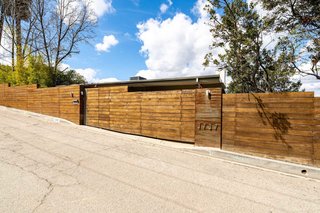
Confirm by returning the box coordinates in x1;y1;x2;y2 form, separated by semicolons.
0;107;320;212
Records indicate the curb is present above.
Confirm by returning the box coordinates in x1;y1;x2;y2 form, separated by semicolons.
182;147;320;181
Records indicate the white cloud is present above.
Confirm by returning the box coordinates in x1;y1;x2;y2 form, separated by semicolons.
300;76;320;96
88;0;115;17
296;63;320;96
136;0;223;80
95;35;119;52
95;77;119;83
75;68;119;83
74;68;98;82
160;4;169;14
60;63;119;83
58;0;114;24
191;0;208;19
159;0;173;14
0;27;13;65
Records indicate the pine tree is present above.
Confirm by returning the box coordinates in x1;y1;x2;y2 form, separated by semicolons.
204;0;301;93
261;0;320;79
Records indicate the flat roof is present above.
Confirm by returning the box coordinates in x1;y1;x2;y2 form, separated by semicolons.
84;75;224;89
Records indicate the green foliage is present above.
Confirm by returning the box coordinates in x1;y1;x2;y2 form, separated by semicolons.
261;0;320;33
0;55;87;87
56;69;86;86
205;0;301;93
260;0;320;79
0;64;14;84
1;0;95;87
25;55;52;87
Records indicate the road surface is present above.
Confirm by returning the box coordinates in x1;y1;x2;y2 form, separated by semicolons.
0;107;319;212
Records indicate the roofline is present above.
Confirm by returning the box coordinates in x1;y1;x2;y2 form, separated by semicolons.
83;74;222;88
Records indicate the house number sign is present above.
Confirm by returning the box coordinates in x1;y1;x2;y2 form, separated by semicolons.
198;123;218;131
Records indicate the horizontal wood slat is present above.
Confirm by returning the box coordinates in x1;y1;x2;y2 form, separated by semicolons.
222;92;319;166
2;83;319;167
0;84;80;124
314;98;320;166
195;88;222;147
85;87;198;143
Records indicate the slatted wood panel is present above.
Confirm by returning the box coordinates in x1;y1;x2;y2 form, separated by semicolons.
314;98;320;166
222;92;317;165
98;87;111;129
181;90;196;142
58;85;81;124
109;87;142;135
28;87;42;113
41;87;59;117
141;90;182;141
85;87;200;143
195;88;222;147
0;84;5;105
86;88;99;127
0;84;81;124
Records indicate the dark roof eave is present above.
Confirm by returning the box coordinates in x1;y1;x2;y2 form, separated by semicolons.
83;75;223;88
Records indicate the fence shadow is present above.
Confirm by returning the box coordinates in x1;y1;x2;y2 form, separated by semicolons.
250;94;292;149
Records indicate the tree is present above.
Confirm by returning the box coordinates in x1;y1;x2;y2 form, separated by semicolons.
0;55;87;87
33;0;95;86
15;0;32;71
0;63;13;83
204;0;301;93
0;0;32;70
0;0;95;86
0;0;5;44
261;0;320;80
24;54;51;86
56;69;86;85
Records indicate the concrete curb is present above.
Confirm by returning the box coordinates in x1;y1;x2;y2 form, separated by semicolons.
182;147;320;181
0;106;75;125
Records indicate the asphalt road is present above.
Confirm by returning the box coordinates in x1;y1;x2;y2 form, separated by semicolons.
0;107;320;213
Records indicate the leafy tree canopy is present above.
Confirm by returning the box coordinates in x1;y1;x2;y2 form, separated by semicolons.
204;0;301;93
0;55;87;87
261;0;320;79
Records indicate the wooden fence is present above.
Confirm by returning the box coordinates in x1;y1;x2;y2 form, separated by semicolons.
314;98;320;166
222;92;320;166
0;84;81;124
0;83;319;166
85;86;222;146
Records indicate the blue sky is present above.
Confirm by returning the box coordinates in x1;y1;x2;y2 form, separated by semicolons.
1;0;317;94
66;0;208;82
64;0;319;97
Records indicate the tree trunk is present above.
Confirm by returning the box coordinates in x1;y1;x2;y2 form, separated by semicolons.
11;17;15;72
0;5;4;45
16;15;23;69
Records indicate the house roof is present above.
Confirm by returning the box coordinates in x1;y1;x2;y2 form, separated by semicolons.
84;75;224;90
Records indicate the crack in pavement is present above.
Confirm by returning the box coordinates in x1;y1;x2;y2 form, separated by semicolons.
0;156;83;212
1;109;320;212
31;184;54;213
0;134;85;213
0;125;294;212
